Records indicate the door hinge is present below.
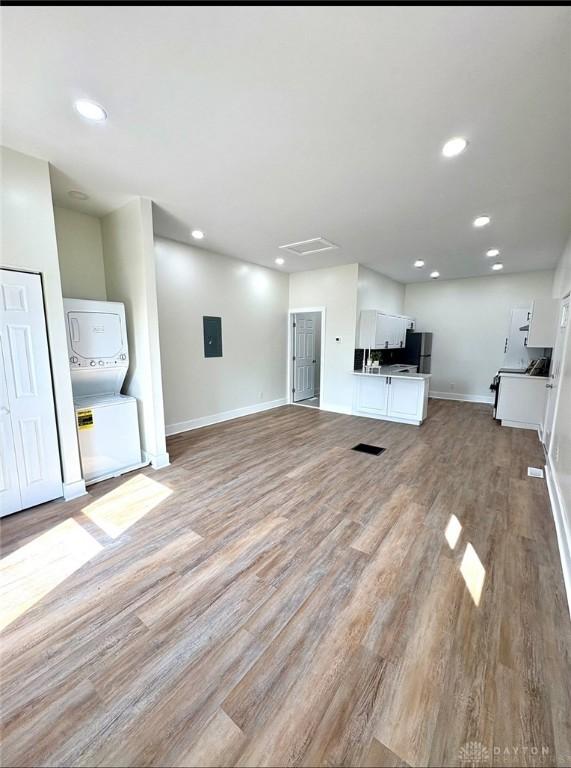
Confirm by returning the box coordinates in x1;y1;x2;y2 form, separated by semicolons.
293;356;296;361
292;322;296;328
292;387;295;393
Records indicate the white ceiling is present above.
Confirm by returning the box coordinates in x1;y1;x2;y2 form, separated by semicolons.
2;6;570;282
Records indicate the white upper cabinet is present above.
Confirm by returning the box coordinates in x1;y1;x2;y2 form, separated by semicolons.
358;310;411;349
527;299;558;348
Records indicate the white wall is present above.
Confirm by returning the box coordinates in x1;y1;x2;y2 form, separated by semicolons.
289;263;359;413
357;264;405;316
554;234;571;300
0;147;85;498
404;270;555;401
101;199;169;468
155;236;289;432
53;206;106;300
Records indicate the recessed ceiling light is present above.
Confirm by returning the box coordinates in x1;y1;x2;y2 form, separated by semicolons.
491;262;504;271
473;215;491;228
486;248;500;258
275;257;284;266
74;99;107;122
191;230;205;240
414;259;425;268
68;190;89;201
430;271;440;279
442;137;468;158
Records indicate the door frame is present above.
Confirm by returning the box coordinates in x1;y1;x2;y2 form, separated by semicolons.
287;307;326;408
544;293;570;455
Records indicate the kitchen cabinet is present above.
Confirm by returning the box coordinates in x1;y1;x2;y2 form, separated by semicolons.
503;308;531;369
388;376;425;420
353;372;430;425
496;373;548;431
355;374;389;415
358;310;411;349
527;299;558;348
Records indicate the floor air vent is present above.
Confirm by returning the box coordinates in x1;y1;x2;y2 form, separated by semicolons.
352;443;385;456
527;467;544;478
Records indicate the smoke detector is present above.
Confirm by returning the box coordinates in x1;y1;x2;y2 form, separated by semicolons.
279;237;339;256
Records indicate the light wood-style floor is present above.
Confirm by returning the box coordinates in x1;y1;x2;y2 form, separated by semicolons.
1;401;570;768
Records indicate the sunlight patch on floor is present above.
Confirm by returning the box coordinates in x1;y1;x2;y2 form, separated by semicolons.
0;518;102;632
82;474;173;539
460;542;486;606
444;514;462;549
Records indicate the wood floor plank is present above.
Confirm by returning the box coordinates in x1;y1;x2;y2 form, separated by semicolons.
0;401;569;767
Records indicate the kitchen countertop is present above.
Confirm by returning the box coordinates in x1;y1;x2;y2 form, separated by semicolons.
499;372;548;380
352;369;431;381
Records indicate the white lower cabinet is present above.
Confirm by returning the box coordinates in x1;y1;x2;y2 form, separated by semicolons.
353;374;429;425
388;376;423;420
496;374;548;431
356;375;389;415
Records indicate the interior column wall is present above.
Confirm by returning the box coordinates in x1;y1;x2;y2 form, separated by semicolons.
101;198;169;468
0;147;85;498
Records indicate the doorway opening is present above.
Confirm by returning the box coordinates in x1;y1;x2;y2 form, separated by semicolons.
289;309;324;409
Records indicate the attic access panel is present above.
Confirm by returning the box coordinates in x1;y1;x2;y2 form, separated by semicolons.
203;316;222;358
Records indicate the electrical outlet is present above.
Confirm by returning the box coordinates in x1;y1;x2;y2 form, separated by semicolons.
450;382;455;391
259;391;264;400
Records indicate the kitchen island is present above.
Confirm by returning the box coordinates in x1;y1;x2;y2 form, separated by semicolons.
352;367;431;425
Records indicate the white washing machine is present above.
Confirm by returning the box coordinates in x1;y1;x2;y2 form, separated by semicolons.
64;298;143;484
74;394;142;483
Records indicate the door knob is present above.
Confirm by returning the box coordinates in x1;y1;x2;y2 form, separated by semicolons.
0;406;10;415
546;384;553;389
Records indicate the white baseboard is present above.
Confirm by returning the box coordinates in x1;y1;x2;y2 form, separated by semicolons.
165;398;287;436
63;478;87;501
319;402;353;416
143;450;170;469
501;419;540;431
545;457;571;620
429;391;494;405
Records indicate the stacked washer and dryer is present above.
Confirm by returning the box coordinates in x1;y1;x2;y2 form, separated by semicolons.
63;298;142;484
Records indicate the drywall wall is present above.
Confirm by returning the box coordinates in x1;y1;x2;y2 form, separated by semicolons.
53;206;106;300
554;233;571;299
404;270;556;401
101;198;169;467
289;263;359;413
0;147;85;498
155;236;289;432
357;265;405;316
549;236;571;612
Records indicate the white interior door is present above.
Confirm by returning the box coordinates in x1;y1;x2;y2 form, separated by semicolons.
544;297;569;451
0;337;22;515
0;270;62;516
293;314;316;402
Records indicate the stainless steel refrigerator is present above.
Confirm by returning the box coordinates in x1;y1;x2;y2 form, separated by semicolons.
396;331;432;373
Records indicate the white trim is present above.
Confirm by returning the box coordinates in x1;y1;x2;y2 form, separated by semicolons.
319;402;352;416
143;451;170;470
545;457;571;620
63;478;87;500
287;307;326;408
85;459;151;486
165;398;287;436
500;419;540;431
429;391;494;405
